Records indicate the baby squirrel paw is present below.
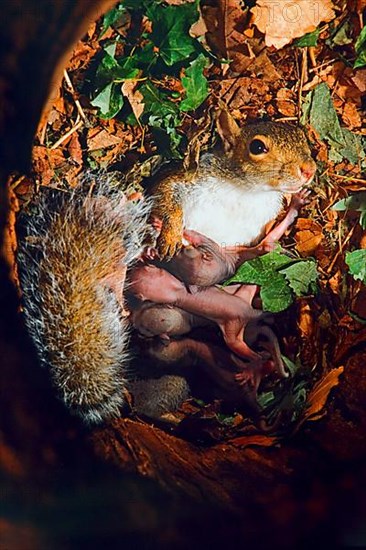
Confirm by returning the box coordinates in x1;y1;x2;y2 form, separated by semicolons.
143;246;159;261
290;188;311;209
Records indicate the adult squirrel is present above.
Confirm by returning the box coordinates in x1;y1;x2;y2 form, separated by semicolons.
150;120;315;257
17;121;316;424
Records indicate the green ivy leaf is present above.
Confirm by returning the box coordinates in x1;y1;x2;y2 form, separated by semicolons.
180;54;209;112
346;249;366;284
257;390;276;409
303;83;365;164
90;82;124;119
308;83;344;143
281;355;301;377
225;251;318;313
360;211;366;230
257;355;310;425
279;260;318;296
336;128;365;165
131;41;156;67
354;26;366;69
332;192;366;230
331;20;353;46
147;2;199;66
295;29;320;47
259;274;294;313
95;45;140;89
91;0;210;158
140;81;183;156
140;81;179;119
226;250;293;285
100;3;127;37
224;251;293;312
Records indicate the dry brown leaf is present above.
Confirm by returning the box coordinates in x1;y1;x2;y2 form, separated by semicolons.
87;21;97;39
68;41;98;72
277;101;296;117
61;163;83;188
352;68;366;93
203;0;253;74
297;301;314;339
163;0;194;4
276;87;297;117
360;231;366;249
215;105;241;152
32;146;66;186
47;108;64;127
341;102;362;129
350;287;366;320
316;143;328;163
53;94;66;115
301;367;344;423
3;188;20;289
249;50;282;81
218;77;270;111
251;0;335;49
122;81;145;120
190;15;208;38
326;63;364;109
228;434;278;448
328;270;342;295
295;218;323;256
68;132;83;165
89;135;135;167
87;127;121;151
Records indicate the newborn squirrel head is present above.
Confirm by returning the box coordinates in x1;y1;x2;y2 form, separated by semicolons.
208;121;316;194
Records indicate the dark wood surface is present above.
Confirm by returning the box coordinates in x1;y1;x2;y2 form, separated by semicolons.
0;2;365;548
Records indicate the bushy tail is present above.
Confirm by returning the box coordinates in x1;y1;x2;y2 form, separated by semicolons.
17;174;150;424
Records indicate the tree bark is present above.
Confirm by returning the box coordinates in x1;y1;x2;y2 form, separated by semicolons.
0;2;365;548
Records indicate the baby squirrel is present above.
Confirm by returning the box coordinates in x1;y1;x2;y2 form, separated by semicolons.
17;122;315;424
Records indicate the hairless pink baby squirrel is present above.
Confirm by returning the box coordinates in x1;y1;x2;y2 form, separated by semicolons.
17;121;315;424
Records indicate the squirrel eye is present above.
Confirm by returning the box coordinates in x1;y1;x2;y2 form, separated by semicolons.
249;139;268;155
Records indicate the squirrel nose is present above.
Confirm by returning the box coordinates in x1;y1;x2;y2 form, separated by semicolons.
300;160;316;182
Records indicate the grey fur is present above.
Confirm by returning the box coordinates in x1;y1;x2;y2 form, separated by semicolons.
17;172;151;424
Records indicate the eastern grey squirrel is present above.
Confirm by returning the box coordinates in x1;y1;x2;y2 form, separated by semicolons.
17;121;316;424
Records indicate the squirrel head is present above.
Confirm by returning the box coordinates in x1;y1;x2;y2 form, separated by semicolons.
227;121;316;193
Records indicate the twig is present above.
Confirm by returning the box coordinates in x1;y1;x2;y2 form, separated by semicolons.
331;173;366;185
308;47;317;68
276;117;298;122
298;48;307;117
39;120;48;145
9;175;26;191
326;224;356;274
50;117;83;150
309;58;335;74
63;69;87;122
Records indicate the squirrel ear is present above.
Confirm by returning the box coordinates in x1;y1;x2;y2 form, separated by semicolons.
215;105;241;153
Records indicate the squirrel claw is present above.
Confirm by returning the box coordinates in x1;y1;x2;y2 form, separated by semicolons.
157;235;183;260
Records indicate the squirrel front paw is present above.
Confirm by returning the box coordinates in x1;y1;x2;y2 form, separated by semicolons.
156;224;183;259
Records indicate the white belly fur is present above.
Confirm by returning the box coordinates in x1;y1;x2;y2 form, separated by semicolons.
183;176;284;246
